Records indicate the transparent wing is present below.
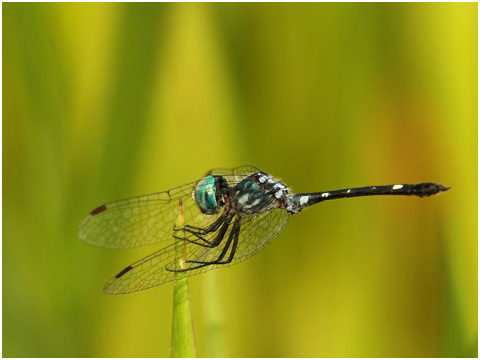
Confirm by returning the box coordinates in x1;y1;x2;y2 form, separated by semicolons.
208;165;260;177
103;208;289;294
78;166;259;249
79;182;206;249
233;208;290;260
188;208;289;266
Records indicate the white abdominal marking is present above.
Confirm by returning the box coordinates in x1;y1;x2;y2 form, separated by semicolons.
299;196;309;206
321;192;329;198
392;184;403;190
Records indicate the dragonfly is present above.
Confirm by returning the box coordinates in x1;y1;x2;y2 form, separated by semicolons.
79;166;450;294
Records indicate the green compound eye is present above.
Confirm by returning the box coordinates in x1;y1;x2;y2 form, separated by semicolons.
194;175;220;215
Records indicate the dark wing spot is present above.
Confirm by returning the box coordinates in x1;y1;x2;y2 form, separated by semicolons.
115;265;133;278
90;204;107;215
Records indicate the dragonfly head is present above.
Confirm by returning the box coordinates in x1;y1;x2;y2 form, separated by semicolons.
193;175;229;215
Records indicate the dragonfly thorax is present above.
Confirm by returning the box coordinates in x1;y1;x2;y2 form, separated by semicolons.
229;172;290;215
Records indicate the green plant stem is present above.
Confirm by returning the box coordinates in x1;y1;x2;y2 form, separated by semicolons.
171;198;197;358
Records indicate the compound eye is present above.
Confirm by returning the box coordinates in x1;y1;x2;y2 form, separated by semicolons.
194;175;221;215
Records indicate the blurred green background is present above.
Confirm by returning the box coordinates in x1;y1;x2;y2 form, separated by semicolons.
3;2;477;357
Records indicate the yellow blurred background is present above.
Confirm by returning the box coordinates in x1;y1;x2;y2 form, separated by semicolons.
3;3;477;357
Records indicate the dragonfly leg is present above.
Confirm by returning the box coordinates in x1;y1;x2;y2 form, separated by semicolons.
179;219;224;238
173;214;224;235
186;217;241;266
167;217;240;273
172;216;232;248
172;214;226;246
187;223;235;264
173;215;231;247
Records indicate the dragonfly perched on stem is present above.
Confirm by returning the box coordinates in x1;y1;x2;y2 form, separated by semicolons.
79;166;450;294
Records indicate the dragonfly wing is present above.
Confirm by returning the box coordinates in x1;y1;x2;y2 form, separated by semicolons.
207;165;260;185
78;168;259;250
231;208;290;265
103;219;235;294
232;165;261;176
103;243;179;294
103;208;289;293
78;182;220;249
